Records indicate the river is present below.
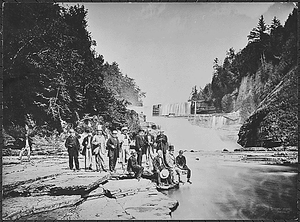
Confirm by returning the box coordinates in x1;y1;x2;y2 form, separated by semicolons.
148;116;298;220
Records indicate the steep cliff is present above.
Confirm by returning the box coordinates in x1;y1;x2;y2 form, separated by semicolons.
237;66;297;147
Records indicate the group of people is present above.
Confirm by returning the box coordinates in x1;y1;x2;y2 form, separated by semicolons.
65;125;133;172
65;126;192;185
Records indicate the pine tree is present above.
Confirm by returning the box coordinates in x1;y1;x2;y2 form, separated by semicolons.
247;15;269;43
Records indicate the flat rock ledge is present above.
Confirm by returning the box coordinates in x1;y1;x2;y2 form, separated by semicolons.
2;195;83;220
3;156;178;220
65;179;179;220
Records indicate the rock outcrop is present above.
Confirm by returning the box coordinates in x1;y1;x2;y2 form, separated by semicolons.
237;66;297;148
68;179;178;220
3;156;178;220
3;195;83;220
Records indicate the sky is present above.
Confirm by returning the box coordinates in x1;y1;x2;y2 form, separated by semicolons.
63;2;295;107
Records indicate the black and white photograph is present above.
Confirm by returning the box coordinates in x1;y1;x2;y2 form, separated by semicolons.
2;2;298;220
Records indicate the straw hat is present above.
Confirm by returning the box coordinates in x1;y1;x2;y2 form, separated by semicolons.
121;126;128;131
160;169;169;179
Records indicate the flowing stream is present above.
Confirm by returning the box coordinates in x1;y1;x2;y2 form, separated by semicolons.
148;116;297;220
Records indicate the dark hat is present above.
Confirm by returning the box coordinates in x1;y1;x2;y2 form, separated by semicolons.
169;145;174;151
179;150;184;154
130;150;137;155
138;129;144;132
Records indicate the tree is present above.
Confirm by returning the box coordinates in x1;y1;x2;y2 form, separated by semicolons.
247;15;269;44
4;3;145;135
270;16;282;31
190;85;198;101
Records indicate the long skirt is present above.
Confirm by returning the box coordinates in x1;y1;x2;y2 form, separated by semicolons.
95;153;106;171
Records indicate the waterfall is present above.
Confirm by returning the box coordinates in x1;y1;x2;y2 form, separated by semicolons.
159;102;190;116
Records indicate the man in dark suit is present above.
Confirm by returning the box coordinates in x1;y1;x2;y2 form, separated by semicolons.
155;130;168;155
176;150;192;184
153;150;172;186
135;129;146;166
106;130;120;172
127;150;144;181
65;129;81;171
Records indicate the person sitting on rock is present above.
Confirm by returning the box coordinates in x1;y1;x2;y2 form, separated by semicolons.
65;129;80;171
176;150;192;184
153;150;172;186
127;150;144;181
165;145;183;184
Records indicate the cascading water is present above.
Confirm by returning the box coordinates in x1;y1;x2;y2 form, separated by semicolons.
160;102;191;116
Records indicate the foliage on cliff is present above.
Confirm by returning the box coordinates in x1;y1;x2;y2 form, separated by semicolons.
191;6;297;147
191;7;297;114
102;62;146;106
237;66;297;147
3;3;144;136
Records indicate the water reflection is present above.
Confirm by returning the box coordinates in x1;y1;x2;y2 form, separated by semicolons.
162;152;297;220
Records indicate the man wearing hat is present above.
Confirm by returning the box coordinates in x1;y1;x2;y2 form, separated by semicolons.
119;127;131;172
166;145;183;184
82;129;94;170
92;126;107;172
153;150;172;186
106;130;120;172
176;150;192;184
135;129;146;166
155;130;168;156
65;129;80;171
127;150;144;181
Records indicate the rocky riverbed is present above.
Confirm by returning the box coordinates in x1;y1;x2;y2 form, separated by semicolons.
2;155;178;220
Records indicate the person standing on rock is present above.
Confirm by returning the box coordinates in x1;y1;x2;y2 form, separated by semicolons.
92;127;107;172
127;150;144;181
176;150;192;184
135;129;146;166
65;129;80;171
18;124;34;162
82;129;93;170
144;129;154;169
165;145;183;184
155;130;168;156
106;130;120;172
119;127;131;173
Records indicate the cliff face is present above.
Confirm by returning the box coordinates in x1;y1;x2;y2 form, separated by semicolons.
237;66;297;147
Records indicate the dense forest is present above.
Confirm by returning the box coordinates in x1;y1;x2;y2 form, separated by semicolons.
190;6;297;147
3;3;145;138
